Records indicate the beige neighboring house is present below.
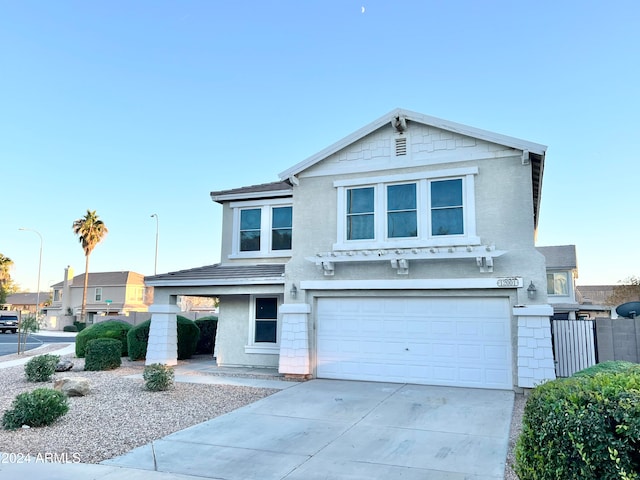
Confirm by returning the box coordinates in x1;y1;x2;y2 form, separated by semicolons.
536;245;580;319
145;107;556;390
44;266;153;329
2;292;51;316
576;285;618;319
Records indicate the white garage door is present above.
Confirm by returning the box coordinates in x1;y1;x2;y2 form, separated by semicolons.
316;297;512;389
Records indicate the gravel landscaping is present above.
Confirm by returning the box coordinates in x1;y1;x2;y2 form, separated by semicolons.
0;345;526;477
0;351;278;464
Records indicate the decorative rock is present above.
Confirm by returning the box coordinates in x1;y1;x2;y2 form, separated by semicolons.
53;377;90;397
55;359;74;372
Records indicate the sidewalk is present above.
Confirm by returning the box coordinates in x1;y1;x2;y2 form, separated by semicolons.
0;341;297;480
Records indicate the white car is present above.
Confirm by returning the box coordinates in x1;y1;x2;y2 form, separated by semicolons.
0;314;18;333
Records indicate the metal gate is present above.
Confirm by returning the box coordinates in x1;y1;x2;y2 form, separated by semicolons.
551;319;597;377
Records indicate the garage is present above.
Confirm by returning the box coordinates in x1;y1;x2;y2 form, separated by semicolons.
316;296;512;389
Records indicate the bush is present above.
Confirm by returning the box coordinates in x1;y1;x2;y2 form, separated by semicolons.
573;360;637;378
127;316;200;361
24;354;60;382
73;321;86;332
63;325;78;332
195;316;217;355
75;320;131;358
515;366;640;479
127;320;152;361
143;363;175;391
2;388;69;430
84;338;122;371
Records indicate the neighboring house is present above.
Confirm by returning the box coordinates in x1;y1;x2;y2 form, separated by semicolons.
576;285;618;319
145;108;556;390
45;266;152;328
2;292;51;315
536;245;579;319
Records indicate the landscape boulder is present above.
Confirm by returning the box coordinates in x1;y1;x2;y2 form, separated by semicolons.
53;377;90;397
55;359;74;372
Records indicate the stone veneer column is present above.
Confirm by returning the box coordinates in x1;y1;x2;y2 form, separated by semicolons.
145;304;180;366
278;303;311;376
513;305;556;388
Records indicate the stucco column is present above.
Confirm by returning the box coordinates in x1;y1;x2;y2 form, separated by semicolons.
145;303;180;366
278;303;311;376
513;305;556;388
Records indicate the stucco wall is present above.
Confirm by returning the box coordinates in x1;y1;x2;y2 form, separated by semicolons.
215;294;279;368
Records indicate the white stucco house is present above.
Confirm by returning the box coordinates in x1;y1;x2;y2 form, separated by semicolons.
145;108;556;390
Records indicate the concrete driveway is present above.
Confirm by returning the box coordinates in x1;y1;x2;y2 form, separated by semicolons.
104;380;514;479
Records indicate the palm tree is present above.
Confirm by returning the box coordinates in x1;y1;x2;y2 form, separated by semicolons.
72;210;108;324
0;254;14;304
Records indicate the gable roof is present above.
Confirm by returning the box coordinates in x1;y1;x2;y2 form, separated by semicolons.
278;107;547;227
279;108;546;180
145;263;285;287
537;245;578;271
51;271;145;289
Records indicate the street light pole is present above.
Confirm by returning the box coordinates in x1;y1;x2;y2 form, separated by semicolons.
18;228;43;355
150;214;159;275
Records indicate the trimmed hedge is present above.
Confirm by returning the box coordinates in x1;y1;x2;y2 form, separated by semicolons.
515;362;640;480
195;316;218;355
84;338;122;371
75;320;131;358
63;325;78;332
128;316;201;361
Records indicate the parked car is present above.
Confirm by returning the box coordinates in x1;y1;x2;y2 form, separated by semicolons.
0;314;19;333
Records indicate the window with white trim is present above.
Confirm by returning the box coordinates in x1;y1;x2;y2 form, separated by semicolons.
230;198;293;258
245;295;281;354
335;167;479;250
547;272;569;296
94;287;102;302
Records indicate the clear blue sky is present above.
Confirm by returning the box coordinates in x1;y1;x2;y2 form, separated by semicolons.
2;0;639;292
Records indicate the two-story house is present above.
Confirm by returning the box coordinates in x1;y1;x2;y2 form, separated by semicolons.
537;245;580;319
44;266;152;329
145;108;556;390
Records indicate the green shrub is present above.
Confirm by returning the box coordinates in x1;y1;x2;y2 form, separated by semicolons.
84;338;122;371
75;320;131;358
127;320;152;361
24;354;60;382
2;388;69;430
573;360;637;378
143;363;175;391
63;325;78;332
195;316;218;355
177;316;200;360
73;321;86;332
515;366;640;479
127;316;200;361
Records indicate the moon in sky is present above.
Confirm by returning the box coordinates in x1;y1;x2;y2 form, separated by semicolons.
361;6;365;13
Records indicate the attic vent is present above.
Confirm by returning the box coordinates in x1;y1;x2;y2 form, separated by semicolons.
395;137;407;156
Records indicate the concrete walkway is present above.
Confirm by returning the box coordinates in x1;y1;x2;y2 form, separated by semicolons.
0;342;514;479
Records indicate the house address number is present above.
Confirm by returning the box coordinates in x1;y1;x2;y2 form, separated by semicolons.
496;277;523;288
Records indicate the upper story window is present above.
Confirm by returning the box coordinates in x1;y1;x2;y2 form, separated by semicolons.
335;167;479;250
271;206;292;250
95;287;102;302
387;183;417;238
53;289;62;302
127;286;145;302
240;208;262;252
431;179;463;236
347;187;374;240
547;272;569;296
230;198;293;258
